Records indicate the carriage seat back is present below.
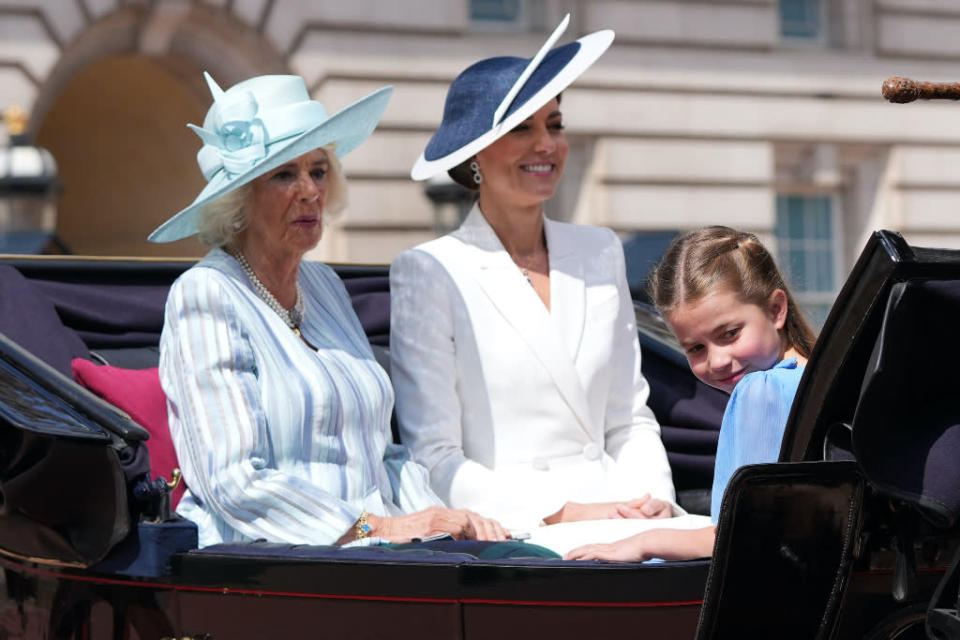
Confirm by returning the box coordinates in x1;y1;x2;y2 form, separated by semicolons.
852;279;960;530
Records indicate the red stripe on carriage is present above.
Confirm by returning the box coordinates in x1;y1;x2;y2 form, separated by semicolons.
0;556;703;607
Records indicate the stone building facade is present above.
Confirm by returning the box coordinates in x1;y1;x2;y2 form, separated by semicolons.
2;0;960;319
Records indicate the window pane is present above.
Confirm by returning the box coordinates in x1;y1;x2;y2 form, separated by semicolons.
800;303;831;329
621;230;680;302
811;198;831;239
780;0;821;40
812;248;834;291
776;200;789;233
788;197;806;238
786;251;807;291
775;193;836;299
471;0;521;22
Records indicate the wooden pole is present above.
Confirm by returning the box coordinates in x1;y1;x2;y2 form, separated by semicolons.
882;77;960;103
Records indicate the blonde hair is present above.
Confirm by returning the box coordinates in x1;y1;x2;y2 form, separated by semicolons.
649;226;817;358
195;144;348;248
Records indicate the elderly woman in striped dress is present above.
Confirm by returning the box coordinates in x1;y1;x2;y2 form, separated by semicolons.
149;73;506;548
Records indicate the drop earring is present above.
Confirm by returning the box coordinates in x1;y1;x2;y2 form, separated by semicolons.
470;160;483;185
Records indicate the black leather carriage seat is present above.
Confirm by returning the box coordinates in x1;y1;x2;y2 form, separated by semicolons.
852;279;960;530
850;279;960;637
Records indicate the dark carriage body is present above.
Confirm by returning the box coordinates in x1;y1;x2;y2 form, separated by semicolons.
0;230;956;638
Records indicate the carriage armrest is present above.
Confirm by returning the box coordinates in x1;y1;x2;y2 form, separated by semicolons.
91;518;198;578
89;346;161;370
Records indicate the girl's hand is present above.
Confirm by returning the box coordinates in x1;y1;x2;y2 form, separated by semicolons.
567;527;717;562
365;507;509;543
564;533;652;562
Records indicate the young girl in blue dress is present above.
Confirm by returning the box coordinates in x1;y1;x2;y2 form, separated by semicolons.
565;226;817;561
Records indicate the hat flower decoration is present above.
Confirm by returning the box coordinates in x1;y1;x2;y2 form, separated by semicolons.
411;14;614;181
190;84;269;179
149;73;392;243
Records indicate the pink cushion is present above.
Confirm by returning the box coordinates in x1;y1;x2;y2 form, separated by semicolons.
71;359;184;508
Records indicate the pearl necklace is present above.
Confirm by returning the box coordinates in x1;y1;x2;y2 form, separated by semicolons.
234;251;305;337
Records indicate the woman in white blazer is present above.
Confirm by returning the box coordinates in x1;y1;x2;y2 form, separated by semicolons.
391;16;680;539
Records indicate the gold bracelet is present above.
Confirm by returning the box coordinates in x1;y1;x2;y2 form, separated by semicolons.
356;510;371;540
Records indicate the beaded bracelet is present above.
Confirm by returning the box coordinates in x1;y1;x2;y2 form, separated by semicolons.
356;510;371;540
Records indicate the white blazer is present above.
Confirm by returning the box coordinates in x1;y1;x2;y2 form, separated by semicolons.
390;205;676;530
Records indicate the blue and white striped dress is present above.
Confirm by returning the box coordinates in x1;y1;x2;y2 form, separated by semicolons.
159;248;442;548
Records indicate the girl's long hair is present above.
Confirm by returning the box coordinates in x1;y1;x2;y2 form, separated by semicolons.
649;226;817;358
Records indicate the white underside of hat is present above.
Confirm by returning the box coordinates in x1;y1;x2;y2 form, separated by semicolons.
410;29;614;182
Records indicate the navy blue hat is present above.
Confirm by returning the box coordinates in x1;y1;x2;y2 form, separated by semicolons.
411;14;614;180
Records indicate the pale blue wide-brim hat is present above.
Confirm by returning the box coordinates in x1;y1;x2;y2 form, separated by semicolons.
411;14;613;181
149;73;392;243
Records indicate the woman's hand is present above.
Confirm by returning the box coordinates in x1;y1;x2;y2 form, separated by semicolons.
615;494;673;519
366;506;509;543
543;494;673;524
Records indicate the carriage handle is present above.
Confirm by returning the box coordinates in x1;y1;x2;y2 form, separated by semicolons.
882;77;960;103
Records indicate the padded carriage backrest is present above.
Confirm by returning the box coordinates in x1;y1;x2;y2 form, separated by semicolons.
0;264;89;376
852;279;960;529
642;344;726;496
2;259;392;367
339;269;391;347
696;461;864;640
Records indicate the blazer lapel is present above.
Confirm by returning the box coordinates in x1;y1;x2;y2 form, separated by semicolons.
452;206;596;440
545;218;586;363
